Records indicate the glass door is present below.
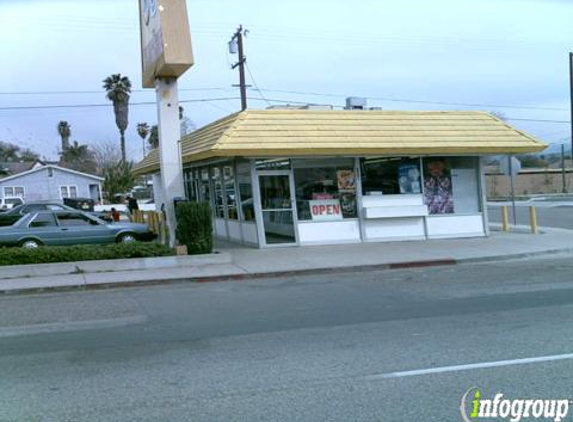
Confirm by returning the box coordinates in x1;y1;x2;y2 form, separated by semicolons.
258;173;297;245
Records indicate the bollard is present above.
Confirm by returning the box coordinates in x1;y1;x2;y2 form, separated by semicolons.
529;206;539;234
501;206;510;232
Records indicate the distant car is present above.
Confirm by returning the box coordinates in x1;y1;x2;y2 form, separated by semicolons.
63;197;95;212
0;202;112;226
0;197;24;211
0;210;156;248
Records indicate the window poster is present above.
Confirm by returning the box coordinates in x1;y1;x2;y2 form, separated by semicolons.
336;170;356;192
398;164;421;194
424;160;454;214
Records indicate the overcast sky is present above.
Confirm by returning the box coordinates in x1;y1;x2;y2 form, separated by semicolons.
0;0;572;161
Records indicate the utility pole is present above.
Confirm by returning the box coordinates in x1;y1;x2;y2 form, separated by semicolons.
229;26;248;111
562;143;567;193
569;52;573;161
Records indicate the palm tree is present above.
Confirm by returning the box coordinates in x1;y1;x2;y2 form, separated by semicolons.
60;141;97;174
57;121;71;151
136;122;150;159
148;125;159;149
103;74;132;162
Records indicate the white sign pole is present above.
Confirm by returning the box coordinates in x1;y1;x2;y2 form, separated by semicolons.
156;77;184;247
508;156;517;226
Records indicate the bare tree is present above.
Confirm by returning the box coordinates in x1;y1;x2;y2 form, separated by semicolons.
92;140;122;177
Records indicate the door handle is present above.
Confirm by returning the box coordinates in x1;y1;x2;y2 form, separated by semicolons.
61;228;69;231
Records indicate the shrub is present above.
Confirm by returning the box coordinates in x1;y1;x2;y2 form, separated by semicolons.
175;201;212;255
0;242;174;266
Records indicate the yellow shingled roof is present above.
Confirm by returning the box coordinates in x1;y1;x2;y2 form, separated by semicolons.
133;109;546;175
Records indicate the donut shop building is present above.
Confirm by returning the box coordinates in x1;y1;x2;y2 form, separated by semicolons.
133;109;545;248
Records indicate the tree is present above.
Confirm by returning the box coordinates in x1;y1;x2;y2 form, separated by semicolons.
148;125;159;149
179;106;196;136
0;141;39;162
57;121;71;151
59;141;97;174
136;122;150;158
102;160;135;202
19;148;40;162
103;74;132;162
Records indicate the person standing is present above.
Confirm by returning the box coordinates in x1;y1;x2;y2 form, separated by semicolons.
127;195;139;215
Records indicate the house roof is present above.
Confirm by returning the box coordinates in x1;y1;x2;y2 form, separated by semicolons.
0;161;41;177
133;109;547;176
0;164;103;184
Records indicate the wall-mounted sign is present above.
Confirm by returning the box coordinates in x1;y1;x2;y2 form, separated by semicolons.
309;199;343;222
139;0;194;88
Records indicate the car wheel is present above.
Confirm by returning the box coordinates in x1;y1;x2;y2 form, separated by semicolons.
20;239;42;249
117;233;137;243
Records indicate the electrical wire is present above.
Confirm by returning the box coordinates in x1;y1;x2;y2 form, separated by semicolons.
245;62;271;107
250;88;570;112
0;97;242;111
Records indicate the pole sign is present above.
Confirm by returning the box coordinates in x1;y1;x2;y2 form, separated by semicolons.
139;0;194;88
309;199;343;222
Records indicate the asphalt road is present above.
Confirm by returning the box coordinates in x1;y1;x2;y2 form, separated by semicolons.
489;198;573;230
3;256;573;421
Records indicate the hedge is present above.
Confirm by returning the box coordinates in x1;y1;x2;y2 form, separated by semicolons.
175;201;213;255
0;242;174;266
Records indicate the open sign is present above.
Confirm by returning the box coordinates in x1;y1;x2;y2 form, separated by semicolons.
309;199;343;221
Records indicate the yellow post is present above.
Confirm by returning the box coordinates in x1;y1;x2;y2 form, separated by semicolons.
501;206;510;232
529;206;539;234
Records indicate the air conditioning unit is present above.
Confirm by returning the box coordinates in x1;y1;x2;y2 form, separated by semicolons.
345;97;367;110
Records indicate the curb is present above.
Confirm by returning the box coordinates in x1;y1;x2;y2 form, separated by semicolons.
4;246;573;295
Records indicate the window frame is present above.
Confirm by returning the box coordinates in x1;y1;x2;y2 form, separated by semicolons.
3;186;25;198
59;185;79;200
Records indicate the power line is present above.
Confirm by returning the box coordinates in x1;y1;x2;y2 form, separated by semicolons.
0;94;569;125
0;87;231;96
251;88;570;112
2;85;567;113
0;97;242;111
245;62;271;107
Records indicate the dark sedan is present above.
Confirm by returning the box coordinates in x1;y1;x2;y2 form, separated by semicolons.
0;202;112;226
0;210;156;248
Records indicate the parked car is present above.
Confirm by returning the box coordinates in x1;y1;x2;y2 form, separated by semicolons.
0;197;24;211
0;202;112;227
0;210;156;248
63;197;94;212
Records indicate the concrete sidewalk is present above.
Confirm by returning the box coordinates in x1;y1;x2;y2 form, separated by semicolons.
2;228;573;293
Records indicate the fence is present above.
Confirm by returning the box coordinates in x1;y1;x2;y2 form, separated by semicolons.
129;210;168;244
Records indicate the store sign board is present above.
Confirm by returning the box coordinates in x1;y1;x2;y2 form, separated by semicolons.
139;0;194;88
309;199;343;222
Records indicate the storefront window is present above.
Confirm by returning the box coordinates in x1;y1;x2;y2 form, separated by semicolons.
361;157;422;195
224;164;238;220
199;168;211;204
293;159;357;221
211;166;225;218
183;169;198;201
423;157;479;215
236;160;255;221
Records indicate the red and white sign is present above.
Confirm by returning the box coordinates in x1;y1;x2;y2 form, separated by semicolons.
309;199;343;222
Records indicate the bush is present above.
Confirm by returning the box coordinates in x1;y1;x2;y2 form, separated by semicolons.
0;242;174;266
175;201;213;255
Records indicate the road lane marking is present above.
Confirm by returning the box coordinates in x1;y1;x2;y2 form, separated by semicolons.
364;353;573;380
